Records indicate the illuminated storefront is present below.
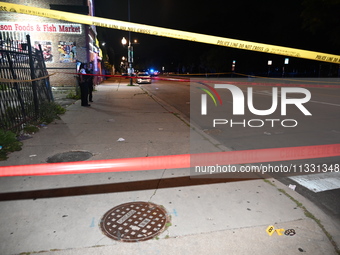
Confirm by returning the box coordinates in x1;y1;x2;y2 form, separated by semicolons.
0;0;102;86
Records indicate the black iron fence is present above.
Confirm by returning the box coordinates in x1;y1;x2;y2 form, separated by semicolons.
0;33;53;133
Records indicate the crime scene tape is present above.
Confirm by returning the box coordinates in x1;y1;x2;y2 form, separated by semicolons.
0;144;339;177
233;73;340;84
195;79;340;89
1;72;338;89
0;73;55;83
0;2;339;64
65;72;340;88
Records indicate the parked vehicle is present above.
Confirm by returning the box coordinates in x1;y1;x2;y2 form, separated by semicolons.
136;72;151;84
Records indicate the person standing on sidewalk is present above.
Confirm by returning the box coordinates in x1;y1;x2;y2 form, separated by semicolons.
79;63;91;107
87;62;94;102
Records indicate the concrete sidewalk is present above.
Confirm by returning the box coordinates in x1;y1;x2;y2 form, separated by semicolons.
0;78;339;255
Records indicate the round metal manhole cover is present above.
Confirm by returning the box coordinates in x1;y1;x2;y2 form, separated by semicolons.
100;201;170;242
46;151;93;163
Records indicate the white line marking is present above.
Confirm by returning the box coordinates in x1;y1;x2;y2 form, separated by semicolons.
289;172;340;193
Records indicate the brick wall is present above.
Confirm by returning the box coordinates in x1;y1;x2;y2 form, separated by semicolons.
1;0;90;87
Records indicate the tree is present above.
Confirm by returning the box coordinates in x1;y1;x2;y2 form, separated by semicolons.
301;0;340;50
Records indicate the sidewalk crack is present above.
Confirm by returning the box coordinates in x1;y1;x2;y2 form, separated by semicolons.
149;168;166;202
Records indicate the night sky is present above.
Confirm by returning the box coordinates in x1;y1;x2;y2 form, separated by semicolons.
94;0;340;75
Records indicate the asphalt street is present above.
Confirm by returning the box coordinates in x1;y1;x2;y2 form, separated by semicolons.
142;76;340;221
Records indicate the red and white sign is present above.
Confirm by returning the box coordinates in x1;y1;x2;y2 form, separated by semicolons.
0;22;82;34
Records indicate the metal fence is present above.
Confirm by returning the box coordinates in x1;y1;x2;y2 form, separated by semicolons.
0;33;53;133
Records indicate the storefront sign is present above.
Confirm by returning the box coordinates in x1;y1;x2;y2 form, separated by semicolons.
0;22;81;34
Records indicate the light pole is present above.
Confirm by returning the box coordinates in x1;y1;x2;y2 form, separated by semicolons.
283;58;289;77
268;60;272;76
121;0;134;86
121;37;134;85
121;56;127;73
231;60;236;77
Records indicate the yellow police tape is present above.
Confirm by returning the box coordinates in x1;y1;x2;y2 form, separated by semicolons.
1;2;339;64
0;73;55;83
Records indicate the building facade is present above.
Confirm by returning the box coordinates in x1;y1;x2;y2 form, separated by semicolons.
0;0;102;86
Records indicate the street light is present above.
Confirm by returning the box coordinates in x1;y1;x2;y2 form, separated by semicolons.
119;0;140;85
268;60;272;76
121;37;134;85
283;58;289;77
121;56;127;73
121;37;127;46
232;60;236;71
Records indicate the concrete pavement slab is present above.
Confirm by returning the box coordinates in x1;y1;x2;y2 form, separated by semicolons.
28;221;336;255
0;180;337;255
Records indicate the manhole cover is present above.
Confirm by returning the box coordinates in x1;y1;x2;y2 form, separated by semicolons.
100;201;170;242
46;151;93;163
